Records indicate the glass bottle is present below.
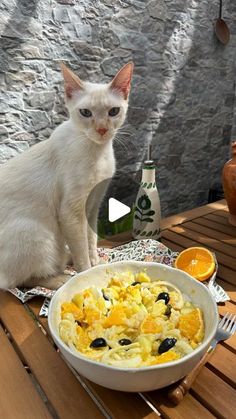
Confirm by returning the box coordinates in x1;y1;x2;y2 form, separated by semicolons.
132;155;161;240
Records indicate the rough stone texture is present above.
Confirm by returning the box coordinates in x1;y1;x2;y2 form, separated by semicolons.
1;0;236;216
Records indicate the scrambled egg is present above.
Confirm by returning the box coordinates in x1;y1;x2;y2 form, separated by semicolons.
59;271;204;368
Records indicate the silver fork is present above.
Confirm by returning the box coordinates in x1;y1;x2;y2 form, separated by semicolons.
168;312;236;404
213;312;236;345
205;312;236;358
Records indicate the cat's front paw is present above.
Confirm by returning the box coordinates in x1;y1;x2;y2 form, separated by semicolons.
74;261;91;272
89;249;99;267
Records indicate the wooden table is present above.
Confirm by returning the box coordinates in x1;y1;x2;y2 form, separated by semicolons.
0;199;235;419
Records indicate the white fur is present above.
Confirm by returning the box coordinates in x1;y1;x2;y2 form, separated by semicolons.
0;77;130;289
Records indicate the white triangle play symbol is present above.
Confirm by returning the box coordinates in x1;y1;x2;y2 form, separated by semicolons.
108;198;131;222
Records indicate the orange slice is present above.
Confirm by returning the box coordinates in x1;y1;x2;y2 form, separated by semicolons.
179;308;204;343
83;307;101;325
174;247;215;281
61;302;83;321
140;315;163;334
103;305;127;328
149;350;180;365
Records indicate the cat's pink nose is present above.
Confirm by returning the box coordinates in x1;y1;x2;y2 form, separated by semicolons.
96;127;108;136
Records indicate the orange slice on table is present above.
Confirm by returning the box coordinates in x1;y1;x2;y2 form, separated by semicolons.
174;247;215;281
179;308;204;343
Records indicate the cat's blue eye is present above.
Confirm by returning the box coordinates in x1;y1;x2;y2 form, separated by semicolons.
79;109;92;117
108;107;120;117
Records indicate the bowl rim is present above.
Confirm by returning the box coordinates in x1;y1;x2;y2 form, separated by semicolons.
48;260;219;372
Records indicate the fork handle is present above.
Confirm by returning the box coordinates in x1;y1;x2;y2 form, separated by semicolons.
168;348;214;405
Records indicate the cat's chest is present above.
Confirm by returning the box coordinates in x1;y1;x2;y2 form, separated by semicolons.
69;146;115;191
94;154;115;181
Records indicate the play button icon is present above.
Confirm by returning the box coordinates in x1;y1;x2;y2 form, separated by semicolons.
108;198;131;222
85;174;140;242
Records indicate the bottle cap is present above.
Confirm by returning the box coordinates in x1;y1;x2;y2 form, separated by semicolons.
143;160;155;169
144;159;154;165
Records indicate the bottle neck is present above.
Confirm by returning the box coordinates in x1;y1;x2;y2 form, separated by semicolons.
141;167;156;183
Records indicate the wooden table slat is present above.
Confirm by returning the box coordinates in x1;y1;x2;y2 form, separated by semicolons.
163;227;236;272
217;264;236;288
0;326;52;419
199;215;236;237
191;367;236;419
213;209;230;219
173;222;236;261
83;381;159;419
183;220;236;251
28;297;51;334
161;238;184;253
145;389;216;419
160;200;227;231
0;292;104;419
204;212;236;231
207;344;236;387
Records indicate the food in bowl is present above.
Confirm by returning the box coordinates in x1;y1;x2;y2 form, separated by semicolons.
59;270;204;368
48;261;218;392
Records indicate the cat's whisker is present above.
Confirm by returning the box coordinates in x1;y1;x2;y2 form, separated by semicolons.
115;133;138;149
114;136;136;153
121;124;134;130
116;131;135;139
114;137;130;152
118;130;135;137
118;126;134;131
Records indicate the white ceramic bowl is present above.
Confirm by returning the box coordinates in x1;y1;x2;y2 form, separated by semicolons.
48;261;218;392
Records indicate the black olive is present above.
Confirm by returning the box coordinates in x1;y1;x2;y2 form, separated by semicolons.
165;304;172;317
131;281;140;286
158;338;177;354
90;338;107;349
118;338;132;346
156;292;170;305
102;290;110;301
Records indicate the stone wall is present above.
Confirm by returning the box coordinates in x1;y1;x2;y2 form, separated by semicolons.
1;0;236;216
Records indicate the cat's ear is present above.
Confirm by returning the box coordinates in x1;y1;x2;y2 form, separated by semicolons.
110;62;134;100
60;62;84;99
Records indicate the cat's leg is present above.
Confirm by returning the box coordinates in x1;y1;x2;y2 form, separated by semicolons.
0;272;11;290
87;206;99;266
25;273;72;290
59;204;91;272
86;180;110;267
0;219;67;289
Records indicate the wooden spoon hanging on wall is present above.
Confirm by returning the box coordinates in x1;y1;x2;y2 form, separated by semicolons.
214;0;230;44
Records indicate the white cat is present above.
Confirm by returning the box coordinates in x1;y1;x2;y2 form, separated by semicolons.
0;61;134;289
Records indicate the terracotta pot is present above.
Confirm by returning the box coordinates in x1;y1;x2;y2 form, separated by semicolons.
222;142;236;225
